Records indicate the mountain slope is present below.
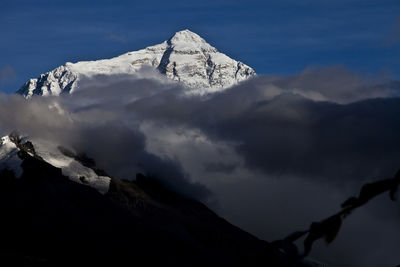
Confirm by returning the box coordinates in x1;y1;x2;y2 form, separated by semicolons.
17;30;255;98
0;132;316;266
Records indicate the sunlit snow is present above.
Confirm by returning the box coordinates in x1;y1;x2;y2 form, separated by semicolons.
18;30;255;98
0;136;23;178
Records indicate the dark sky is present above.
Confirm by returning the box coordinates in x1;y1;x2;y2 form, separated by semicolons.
1;0;399;93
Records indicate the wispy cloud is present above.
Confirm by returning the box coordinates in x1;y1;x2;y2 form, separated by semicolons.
384;17;400;46
105;33;126;43
0;66;16;85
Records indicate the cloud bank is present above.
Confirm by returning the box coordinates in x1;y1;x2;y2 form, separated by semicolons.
1;66;400;266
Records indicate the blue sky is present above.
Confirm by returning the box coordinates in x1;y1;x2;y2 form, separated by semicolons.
0;0;399;93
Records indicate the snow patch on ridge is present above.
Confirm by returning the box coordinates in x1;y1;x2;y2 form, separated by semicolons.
0;135;110;194
0;136;23;178
32;139;111;194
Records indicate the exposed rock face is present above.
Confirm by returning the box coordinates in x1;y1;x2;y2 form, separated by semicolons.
17;30;256;98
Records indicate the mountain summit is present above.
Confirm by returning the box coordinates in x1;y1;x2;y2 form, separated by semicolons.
18;30;256;98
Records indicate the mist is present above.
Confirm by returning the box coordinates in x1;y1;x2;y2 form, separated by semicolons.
1;66;400;266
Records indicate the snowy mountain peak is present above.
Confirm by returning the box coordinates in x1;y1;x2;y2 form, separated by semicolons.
165;30;218;59
168;29;215;51
18;30;256;98
170;29;206;44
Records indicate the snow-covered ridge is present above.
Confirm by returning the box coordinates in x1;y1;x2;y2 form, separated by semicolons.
0;136;23;178
17;30;256;98
0;134;110;194
33;139;111;194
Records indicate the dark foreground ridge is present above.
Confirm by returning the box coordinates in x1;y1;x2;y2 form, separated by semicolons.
0;140;311;267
